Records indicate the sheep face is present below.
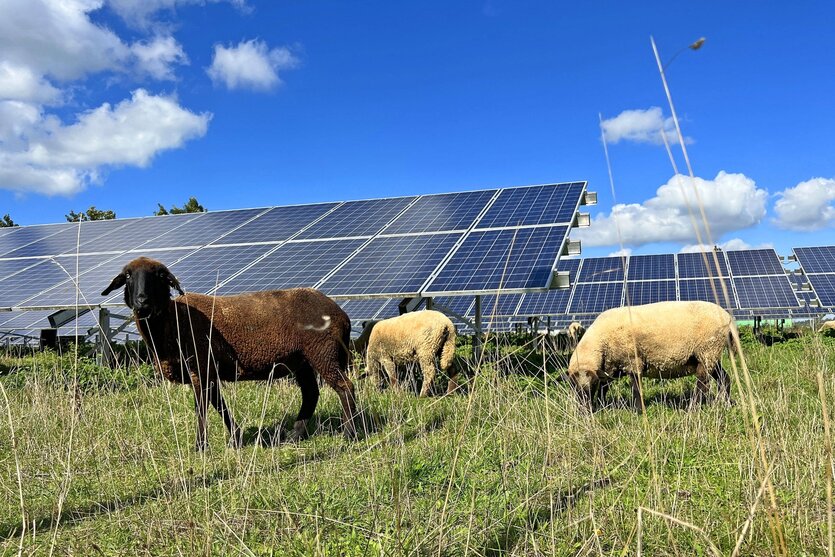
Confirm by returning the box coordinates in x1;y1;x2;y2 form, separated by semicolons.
567;347;600;405
101;257;184;319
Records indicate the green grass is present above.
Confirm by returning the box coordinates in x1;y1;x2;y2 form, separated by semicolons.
1;333;834;555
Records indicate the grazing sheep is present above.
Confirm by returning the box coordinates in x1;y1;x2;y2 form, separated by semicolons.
818;321;835;335
101;257;358;450
566;321;585;349
567;301;737;410
366;310;458;397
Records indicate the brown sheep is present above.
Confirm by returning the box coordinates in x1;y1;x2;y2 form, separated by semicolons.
101;257;358;450
568;301;737;410
365;310;458;397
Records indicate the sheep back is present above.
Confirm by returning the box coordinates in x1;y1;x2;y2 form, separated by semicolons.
168;288;350;380
367;310;456;368
569;301;736;383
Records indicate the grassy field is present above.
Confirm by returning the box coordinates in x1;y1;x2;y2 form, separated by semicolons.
1;330;834;556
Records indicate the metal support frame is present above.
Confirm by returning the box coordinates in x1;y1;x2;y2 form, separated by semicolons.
473;295;483;361
97;307;115;368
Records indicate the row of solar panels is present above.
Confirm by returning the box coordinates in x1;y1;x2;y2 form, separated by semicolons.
0;182;590;311
1;246;831;342
334;248;833;325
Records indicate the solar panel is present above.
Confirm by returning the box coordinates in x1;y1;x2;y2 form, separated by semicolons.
215;203;339;245
383;190;496;234
3;219;143;258
805;274;835;307
626;254;675;281
626;280;677;306
139;209;267;250
678;278;736;309
577;256;625;283
319;233;462;297
475;182;585;229
516;288;571;316
0;258;46;282
339;298;391;321
556;258;581;283
424;225;569;294
676;251;729;278
794;246;835;274
295;197;417;239
569;282;624;313
171;245;275;295
0;224;68;258
726;249;785;276
479;293;523;318
220;239;365;294
24;250;195;309
796;290;822;309
432;296;474;317
86;213;202;253
0;256;108;307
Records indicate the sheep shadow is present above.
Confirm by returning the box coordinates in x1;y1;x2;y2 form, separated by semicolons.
597;382;724;412
240;406;389;447
481;477;611;556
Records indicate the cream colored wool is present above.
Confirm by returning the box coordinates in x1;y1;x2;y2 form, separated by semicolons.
568;301;738;403
366;310;457;397
567;321;585;348
818;321;835;334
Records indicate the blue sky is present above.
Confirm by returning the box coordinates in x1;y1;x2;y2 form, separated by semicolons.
1;0;833;259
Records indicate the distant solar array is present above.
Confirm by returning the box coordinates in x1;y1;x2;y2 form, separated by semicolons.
0;182;589;336
336;248;820;329
793;246;835;309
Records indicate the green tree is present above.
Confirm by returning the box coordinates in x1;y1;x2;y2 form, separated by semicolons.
154;197;206;216
66;206;116;222
0;214;18;227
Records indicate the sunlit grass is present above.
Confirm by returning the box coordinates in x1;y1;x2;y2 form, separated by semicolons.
0;332;834;555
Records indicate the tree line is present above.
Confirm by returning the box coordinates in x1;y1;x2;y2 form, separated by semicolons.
0;197;206;227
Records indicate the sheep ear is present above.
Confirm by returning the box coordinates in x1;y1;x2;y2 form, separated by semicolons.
101;272;126;296
166;270;184;296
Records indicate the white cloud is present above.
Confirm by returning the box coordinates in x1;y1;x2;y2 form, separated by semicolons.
576;171;768;249
773;177;835;231
0;0;214;196
208;39;299;91
0;61;62;104
131;36;189;80
0;90;210;195
600;106;692;145
680;238;773;253
105;0;247;28
607;248;632;257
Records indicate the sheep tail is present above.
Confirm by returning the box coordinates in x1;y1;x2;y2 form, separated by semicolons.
439;323;457;371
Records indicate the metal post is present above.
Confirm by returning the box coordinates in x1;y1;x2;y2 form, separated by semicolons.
473;295;482;362
98;307;114;368
426;297;433;310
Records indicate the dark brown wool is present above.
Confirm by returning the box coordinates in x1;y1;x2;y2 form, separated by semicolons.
102;257;358;450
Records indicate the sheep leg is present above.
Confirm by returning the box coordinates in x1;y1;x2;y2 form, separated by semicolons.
711;363;733;404
381;357;398;390
190;374;209;452
288;367;320;442
630;373;645;413
206;379;240;448
418;354;437;398
693;363;709;406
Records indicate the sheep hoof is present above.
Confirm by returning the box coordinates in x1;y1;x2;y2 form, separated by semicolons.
286;420;309;443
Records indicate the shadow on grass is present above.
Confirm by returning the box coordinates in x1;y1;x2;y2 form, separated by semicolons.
482;478;612;556
241;405;390;447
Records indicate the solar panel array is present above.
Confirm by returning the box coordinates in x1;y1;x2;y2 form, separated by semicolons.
0;182;589;335
793;246;835;309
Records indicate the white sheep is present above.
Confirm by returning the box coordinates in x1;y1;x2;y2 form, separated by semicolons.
567;300;738;409
366;310;458;397
818;321;835;334
566;321;585;349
